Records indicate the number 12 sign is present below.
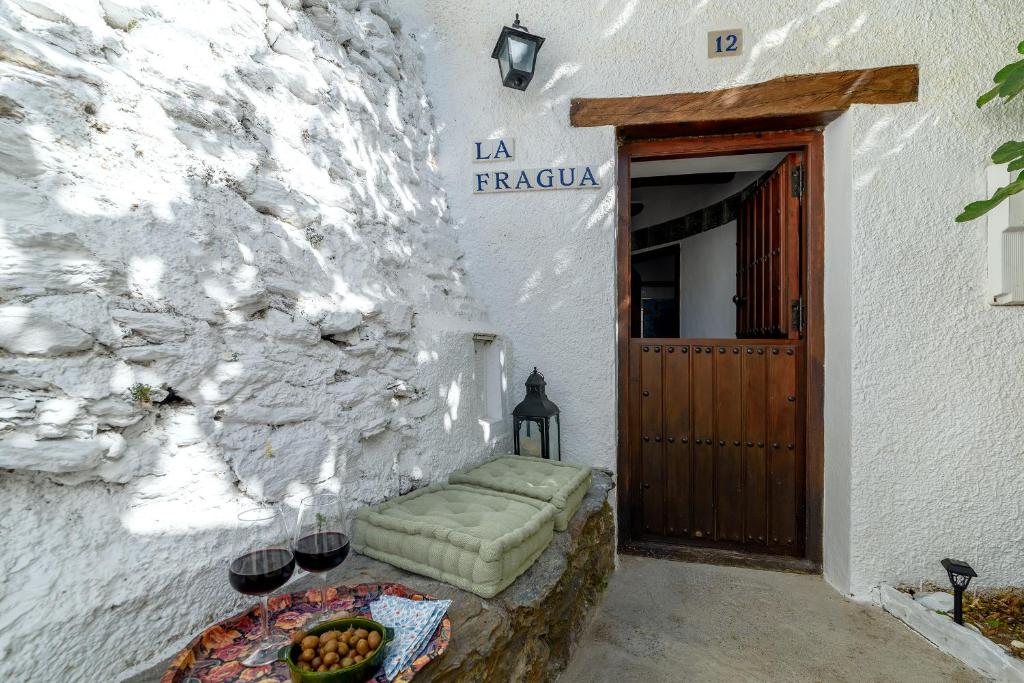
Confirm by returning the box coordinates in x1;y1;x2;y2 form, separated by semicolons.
708;29;743;58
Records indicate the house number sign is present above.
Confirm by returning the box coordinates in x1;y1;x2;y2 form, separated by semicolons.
472;137;599;194
708;28;743;58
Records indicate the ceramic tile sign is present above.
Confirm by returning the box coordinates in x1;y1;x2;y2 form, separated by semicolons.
472;138;599;193
708;28;743;58
473;137;515;162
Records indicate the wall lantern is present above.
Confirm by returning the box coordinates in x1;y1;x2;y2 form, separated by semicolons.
940;558;977;625
512;368;561;460
490;14;545;91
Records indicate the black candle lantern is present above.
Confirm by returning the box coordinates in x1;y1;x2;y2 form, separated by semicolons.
491;14;545;91
512;368;560;460
940;558;977;625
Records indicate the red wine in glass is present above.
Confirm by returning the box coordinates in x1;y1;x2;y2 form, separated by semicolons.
292;494;347;625
230;506;295;667
293;532;350;573
228;548;296;595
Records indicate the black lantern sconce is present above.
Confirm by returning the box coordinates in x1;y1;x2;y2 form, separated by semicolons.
491;14;545;91
512;368;561;460
940;558;977;625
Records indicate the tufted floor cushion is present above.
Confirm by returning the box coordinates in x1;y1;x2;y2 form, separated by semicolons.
352;484;556;599
448;455;592;532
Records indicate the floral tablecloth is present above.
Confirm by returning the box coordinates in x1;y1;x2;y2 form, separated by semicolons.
161;583;451;683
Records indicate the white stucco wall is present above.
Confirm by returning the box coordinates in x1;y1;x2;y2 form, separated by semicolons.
823;113;854;594
677;222;737;339
0;0;506;678
393;0;1024;595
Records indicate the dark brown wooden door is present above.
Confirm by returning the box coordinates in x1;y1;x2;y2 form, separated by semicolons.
736;153;803;339
631;340;804;556
629;154;806;557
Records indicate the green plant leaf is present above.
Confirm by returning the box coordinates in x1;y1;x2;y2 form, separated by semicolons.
962;41;1024;222
977;56;1024;106
130;382;152;403
998;61;1024;101
977;85;1001;108
956;173;1024;222
993;58;1024;84
958;198;1002;222
991;141;1024;164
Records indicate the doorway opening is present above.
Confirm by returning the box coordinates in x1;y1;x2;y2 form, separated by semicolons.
616;132;824;571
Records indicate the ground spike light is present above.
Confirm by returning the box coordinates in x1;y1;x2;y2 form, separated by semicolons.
491;13;545;91
940;558;977;625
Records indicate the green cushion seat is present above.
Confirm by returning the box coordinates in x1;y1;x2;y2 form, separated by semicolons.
449;455;592;532
352;484;555;599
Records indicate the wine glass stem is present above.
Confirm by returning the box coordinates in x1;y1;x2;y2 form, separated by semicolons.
320;573;328;616
260;594;270;640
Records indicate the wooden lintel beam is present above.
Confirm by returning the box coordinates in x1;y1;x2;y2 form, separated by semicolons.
569;64;919;129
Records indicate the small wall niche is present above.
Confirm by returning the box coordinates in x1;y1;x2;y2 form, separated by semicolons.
473;333;506;426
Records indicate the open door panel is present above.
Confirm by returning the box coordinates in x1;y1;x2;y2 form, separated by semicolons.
735;153;803;339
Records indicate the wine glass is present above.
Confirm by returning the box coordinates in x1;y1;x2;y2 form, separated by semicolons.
228;506;296;667
292;493;350;626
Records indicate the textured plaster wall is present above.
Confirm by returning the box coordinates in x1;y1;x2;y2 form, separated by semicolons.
677;222;737;339
0;0;505;678
392;0;1024;595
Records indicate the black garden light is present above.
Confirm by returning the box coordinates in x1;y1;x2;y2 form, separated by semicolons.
940;558;977;625
491;14;545;91
512;368;561;460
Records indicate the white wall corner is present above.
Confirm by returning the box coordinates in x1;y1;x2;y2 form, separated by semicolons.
822;112;854;595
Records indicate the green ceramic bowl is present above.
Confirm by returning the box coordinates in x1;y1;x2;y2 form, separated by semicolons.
278;616;394;683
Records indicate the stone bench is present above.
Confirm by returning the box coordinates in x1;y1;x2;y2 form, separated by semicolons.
125;471;614;683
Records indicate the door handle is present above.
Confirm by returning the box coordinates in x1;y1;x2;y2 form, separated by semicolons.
732;295;746;306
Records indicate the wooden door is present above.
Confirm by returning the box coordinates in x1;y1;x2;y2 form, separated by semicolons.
628;153;806;558
631;339;805;556
736;153;803;339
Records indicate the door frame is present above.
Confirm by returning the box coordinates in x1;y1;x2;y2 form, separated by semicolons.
616;129;825;570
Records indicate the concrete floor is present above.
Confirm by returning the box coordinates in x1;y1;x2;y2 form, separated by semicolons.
559;556;982;683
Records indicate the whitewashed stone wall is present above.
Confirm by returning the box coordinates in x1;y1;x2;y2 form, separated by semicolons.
0;0;506;679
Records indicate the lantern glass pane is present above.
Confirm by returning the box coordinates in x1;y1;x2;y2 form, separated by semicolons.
497;38;512;81
508;34;536;72
518;418;543;457
548;416;559;461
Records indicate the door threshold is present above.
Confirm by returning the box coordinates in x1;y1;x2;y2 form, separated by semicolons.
620;539;820;574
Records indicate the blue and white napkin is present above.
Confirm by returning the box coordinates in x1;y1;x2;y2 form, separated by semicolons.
370;594;451;681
